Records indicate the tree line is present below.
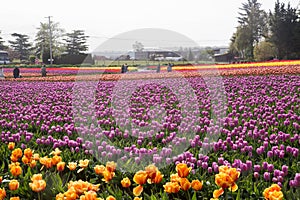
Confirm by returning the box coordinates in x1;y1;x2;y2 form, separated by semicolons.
0;20;88;64
230;0;300;61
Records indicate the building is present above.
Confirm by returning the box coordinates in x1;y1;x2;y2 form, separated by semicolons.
0;50;10;64
128;47;183;61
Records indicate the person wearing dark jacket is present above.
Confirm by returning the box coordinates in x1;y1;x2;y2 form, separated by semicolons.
13;67;20;78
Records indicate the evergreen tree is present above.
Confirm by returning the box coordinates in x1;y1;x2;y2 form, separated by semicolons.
64;30;88;54
269;1;299;59
237;0;267;59
8;33;32;61
35;21;65;63
0;31;7;50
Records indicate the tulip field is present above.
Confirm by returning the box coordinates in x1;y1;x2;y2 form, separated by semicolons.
0;61;299;200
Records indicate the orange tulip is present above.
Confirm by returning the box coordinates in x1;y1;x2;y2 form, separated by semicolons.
29;179;47;192
163;182;181;193
11;148;22;160
24;148;33;158
170;173;181;183
8;142;15;150
56;193;64;200
0;176;2;184
133;197;142;200
64;187;77;200
94;165;106;175
31;174;43;182
10;197;20;200
191;180;203;191
33;153;40;161
79;191;98;200
263;184;283;200
145;164;158;179
57;162;66;172
133;185;143;197
22;156;31;164
39;156;53;169
179;178;191;191
213;188;224;199
29;160;37;168
51;155;62;166
67;162;77;171
150;170;164;184
9;163;22;177
133;171;148;185
121;177;131;188
102;170;115;183
106;161;117;172
106;195;116;200
79;159;89;168
176;163;191;178
215;173;232;189
9;180;19;191
50;148;62;156
0;188;6;200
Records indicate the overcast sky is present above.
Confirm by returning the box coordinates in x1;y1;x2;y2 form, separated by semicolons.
0;0;299;52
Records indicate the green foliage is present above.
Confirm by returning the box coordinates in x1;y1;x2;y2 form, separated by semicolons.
8;33;33;61
254;41;277;61
269;1;299;59
63;30;89;55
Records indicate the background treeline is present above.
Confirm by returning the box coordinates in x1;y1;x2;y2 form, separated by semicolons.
230;0;300;61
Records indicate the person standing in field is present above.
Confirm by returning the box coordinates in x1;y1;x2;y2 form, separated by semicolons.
167;63;173;72
13;67;20;78
41;65;47;77
156;63;161;73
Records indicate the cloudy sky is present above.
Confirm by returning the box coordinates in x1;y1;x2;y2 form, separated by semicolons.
0;0;299;52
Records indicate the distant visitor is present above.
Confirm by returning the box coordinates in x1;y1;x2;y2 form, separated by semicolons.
13;67;21;78
41;65;47;77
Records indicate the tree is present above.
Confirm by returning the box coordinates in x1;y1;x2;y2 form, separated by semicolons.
9;33;32;61
230;25;252;59
64;30;89;55
237;0;267;59
34;20;65;64
132;41;144;52
0;31;7;50
254;41;277;61
269;1;299;59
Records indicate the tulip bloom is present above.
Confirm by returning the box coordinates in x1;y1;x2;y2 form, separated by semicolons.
163;182;181;193
176;163;191;178
263;184;284;200
9;180;19;191
94;165;106;175
0;188;6;200
67;162;77;171
8;142;15;150
133;171;148;185
180;178;191;191
121;177;131;188
133;185;143;197
57;162;66;172
191;180;203;191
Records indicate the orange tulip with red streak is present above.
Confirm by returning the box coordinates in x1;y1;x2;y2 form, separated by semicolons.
191;180;203;191
163;182;181;193
106;161;116;173
179;178;191;191
102;169;115;183
150;171;164;184
133;171;148;185
133;185;143;197
24;148;33;158
263;184;284;200
9;162;22;177
106;195;116;200
145;164;158;180
8;142;15;150
94;165;106;175
0;188;6;200
176;163;191;178
9;180;19;191
121;177;131;188
57;162;66;172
